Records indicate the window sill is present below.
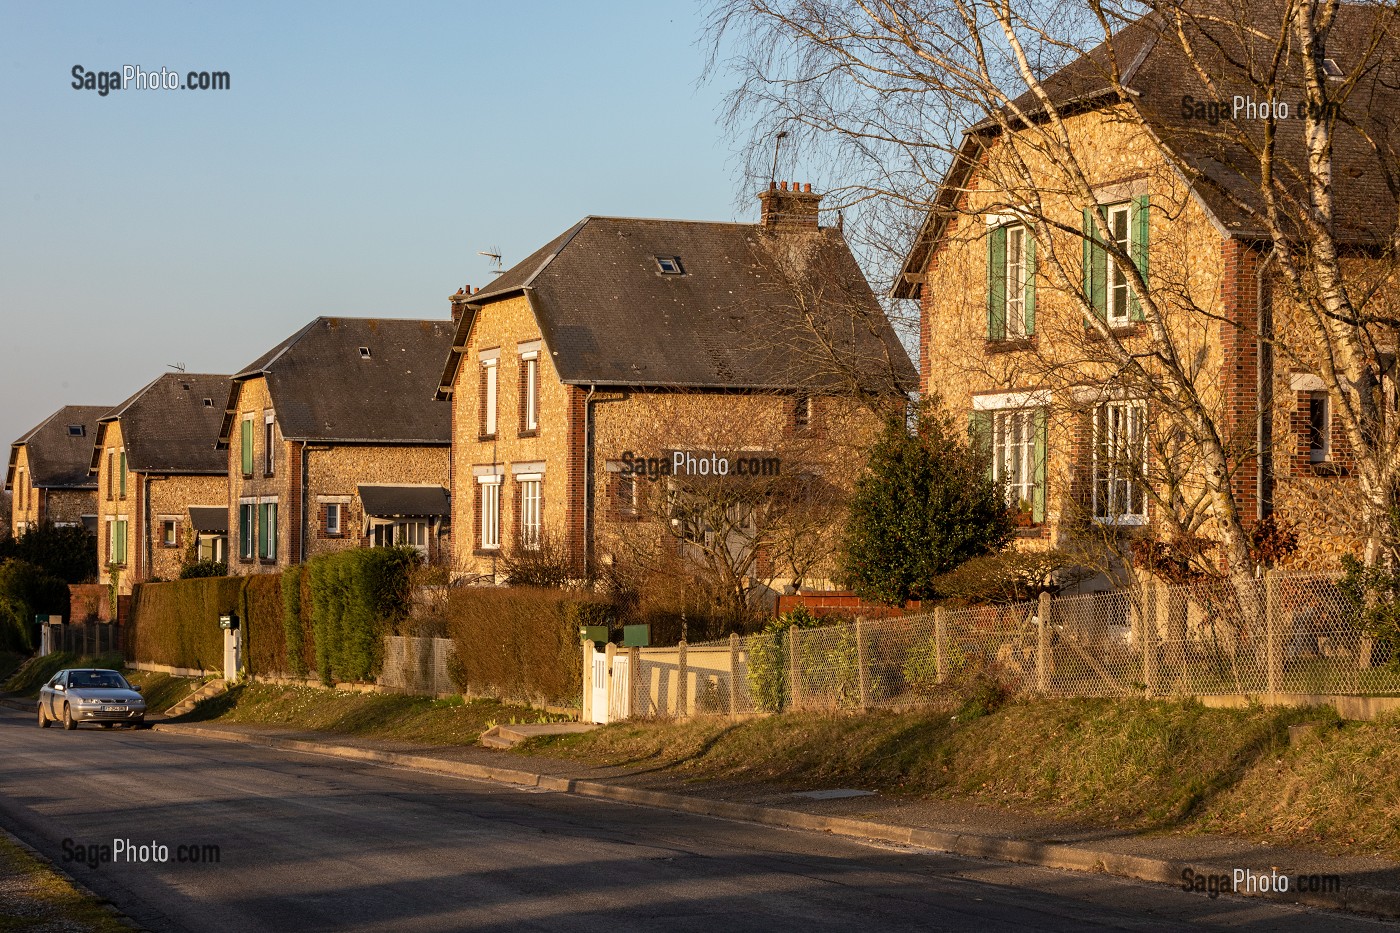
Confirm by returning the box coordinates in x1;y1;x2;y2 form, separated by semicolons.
1308;461;1349;477
478;434;497;443
322;532;345;539
1092;515;1149;527
473;547;502;557
1015;525;1050;540
1085;321;1145;341
986;336;1037;354
518;429;539;439
241;473;254;481
259;558;279;566
238;557;254;565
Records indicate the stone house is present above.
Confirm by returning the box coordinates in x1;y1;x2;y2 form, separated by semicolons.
893;8;1399;572
217;317;453;574
90;373;231;593
6;405;108;539
436;184;916;594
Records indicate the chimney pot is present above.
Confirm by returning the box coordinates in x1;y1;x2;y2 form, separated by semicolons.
769;181;777;191
803;182;812;193
780;180;788;191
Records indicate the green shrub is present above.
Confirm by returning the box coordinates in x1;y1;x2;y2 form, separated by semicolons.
0;559;71;653
747;606;828;713
930;550;1087;604
0;523;98;583
280;568;308;677
240;574;289;677
444;586;614;706
1340;555;1400;666
180;560;229;579
306;547;419;684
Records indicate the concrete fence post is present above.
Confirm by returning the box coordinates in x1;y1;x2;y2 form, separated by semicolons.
934;607;949;684
1264;570;1281;699
728;633;740;721
788;627;801;712
1037;591;1051;694
677;639;688;719
855;618;870;710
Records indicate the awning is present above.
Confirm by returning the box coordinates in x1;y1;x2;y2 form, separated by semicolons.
189;506;229;535
358;484;449;518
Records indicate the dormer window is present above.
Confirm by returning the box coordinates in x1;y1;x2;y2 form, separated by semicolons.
203;398;213;407
1322;57;1343;79
359;347;372;359
656;256;684;275
66;424;85;437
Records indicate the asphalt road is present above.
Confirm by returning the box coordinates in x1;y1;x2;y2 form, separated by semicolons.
0;706;1389;933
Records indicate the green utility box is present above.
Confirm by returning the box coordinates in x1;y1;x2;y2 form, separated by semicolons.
580;625;609;645
622;625;651;647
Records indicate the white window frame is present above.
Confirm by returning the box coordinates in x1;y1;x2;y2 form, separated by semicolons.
482;357;498;437
992;409;1038;512
1004;224;1028;338
1093;399;1149;524
1308;391;1331;463
518;475;542;550
326;502;342;535
238;500;256;560
523;354;539;432
258;497;278;561
264;411;276;476
160;516;179;548
1106;203;1134;324
478;475;502;550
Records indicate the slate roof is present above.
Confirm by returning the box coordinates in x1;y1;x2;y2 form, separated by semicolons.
439;216;917;395
6;405;109;491
357;484;450;518
94;373;231;475
222;317;454;446
894;0;1400;297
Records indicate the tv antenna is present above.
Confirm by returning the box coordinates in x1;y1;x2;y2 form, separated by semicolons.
167;362;186;373
770;130;789;183
478;249;504;276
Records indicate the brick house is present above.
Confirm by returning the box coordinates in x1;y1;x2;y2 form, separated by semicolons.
6;405;108;539
893;8;1398;571
436;184;916;590
91;373;231;592
217;317;453;573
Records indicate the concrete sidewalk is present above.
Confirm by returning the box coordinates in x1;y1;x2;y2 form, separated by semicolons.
140;716;1400;922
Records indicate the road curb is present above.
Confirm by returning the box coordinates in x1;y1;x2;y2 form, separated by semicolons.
0;823;144;931
151;721;1400;920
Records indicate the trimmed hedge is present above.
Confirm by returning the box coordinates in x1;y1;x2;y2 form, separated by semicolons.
241;574;290;677
306;547;418;684
128;576;243;671
444;586;613;706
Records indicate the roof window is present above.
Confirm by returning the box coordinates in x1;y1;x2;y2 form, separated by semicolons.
655;256;685;275
66;424;85;437
359;347;372;359
203;398;214;407
1322;57;1344;79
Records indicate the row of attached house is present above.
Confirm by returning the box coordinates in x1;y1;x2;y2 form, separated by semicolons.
8;183;915;597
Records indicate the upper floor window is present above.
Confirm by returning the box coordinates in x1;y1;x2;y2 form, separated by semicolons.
1084;197;1148;325
987;222;1035;340
793;395;812;431
240;416;254;477
1308;392;1331;463
480;356;498;439
16;469;24;512
106;450;115;500
1093;400;1148;523
520;351;539;434
118;449;128;499
264;411;276;476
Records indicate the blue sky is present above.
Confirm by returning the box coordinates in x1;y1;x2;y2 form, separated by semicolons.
0;1;770;454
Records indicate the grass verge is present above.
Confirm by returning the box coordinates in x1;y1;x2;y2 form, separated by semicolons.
0;654;202;713
0;830;130;933
178;682;564;746
521;694;1400;859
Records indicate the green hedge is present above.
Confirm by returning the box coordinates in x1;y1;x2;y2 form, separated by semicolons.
0;559;70;653
306;547;418;684
240;574;289;677
128;576;243;671
444;586;612;706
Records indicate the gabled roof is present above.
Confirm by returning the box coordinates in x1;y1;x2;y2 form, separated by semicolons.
439;215;917;396
894;0;1400;298
93;373;231;475
6;405;109;491
220;317;453;446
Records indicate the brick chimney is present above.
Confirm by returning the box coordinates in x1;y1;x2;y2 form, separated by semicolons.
450;286;471;327
758;181;822;230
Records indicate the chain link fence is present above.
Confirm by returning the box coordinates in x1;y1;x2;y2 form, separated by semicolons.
379;636;456;697
614;572;1399;721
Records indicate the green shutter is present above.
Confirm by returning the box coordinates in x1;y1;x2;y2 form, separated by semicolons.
1130;194;1149;321
241;420;253;475
118;451;127;498
240;505;252;560
1024;233;1037;336
1032;409;1047;524
969;410;993;482
986;224;1007;341
1083;208;1107;319
114;519;127;565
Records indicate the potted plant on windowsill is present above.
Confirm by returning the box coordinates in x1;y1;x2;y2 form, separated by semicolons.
1013;500;1036;527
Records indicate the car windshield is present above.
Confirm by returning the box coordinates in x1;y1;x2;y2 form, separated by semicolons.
68;671;128;690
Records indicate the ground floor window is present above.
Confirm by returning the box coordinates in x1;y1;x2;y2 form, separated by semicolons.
1093;400;1148;523
519;478;542;550
239;503;256;561
258;501;278;560
479;478;501;550
372;520;428;552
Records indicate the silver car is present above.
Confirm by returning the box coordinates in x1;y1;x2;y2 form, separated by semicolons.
38;669;146;730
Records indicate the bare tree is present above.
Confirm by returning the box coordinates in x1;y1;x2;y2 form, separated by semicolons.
709;0;1400;574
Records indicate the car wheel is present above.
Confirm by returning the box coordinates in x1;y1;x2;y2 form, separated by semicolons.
37;704;49;729
62;703;76;731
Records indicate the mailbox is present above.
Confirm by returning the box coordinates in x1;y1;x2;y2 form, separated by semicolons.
622;624;651;647
579;624;608;645
218;612;239;631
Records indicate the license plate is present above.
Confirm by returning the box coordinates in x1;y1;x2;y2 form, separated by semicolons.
103;706;127;712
